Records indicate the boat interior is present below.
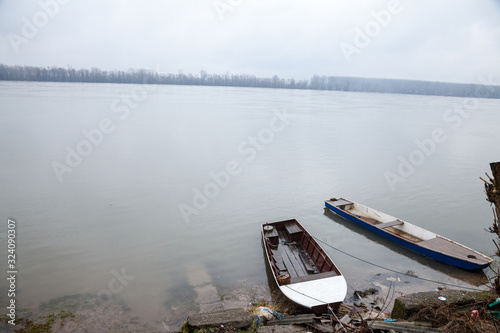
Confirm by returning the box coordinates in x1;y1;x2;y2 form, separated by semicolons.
263;220;340;285
328;198;430;243
326;198;492;266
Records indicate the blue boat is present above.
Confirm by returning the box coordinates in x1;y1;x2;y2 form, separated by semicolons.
325;198;492;270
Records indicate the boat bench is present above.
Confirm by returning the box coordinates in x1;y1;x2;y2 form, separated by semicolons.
328;199;352;207
375;220;403;229
283;221;303;242
264;226;279;238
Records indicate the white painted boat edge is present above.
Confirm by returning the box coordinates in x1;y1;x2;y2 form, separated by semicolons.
279;275;347;309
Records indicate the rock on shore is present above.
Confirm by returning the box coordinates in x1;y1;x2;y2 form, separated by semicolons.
391;289;493;319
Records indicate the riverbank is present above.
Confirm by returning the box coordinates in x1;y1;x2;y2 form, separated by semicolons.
1;259;495;332
0;282;272;332
182;289;499;333
1;264;494;332
3;281;496;332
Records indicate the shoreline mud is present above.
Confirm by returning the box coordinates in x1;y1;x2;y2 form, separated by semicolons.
2;272;495;333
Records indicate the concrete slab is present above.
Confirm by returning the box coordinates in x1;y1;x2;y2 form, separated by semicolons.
194;284;219;304
187;308;253;330
185;264;212;287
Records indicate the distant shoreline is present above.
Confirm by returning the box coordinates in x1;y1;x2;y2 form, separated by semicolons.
1;63;499;99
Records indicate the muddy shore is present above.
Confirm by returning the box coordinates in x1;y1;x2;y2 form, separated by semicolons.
1;265;493;333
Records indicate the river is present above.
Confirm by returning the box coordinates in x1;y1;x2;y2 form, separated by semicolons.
1;81;499;330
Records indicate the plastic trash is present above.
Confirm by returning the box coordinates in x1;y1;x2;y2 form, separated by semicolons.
487;298;500;319
384;318;396;322
254;315;263;327
265;308;284;320
255;307;274;320
489;298;500;308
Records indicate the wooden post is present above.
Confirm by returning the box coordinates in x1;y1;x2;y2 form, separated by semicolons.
484;162;500;283
488;162;500;221
491;162;500;192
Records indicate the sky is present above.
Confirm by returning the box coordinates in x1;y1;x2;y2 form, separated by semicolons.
0;0;499;84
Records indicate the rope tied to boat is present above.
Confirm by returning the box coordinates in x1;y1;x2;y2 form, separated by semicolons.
313;236;488;292
329;306;349;333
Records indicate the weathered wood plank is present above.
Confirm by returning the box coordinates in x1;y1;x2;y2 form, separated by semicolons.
277;245;299;278
328;199;352;207
283;221;302;235
418;237;489;264
299;252;316;272
310;322;334;332
358;216;379;225
267;314;316;326
376;220;404;229
290;271;339;284
277;230;301;278
283;245;308;277
369;320;443;332
278;230;309;277
264;227;278;238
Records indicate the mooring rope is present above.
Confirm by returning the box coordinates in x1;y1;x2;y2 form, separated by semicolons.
313;236;488;292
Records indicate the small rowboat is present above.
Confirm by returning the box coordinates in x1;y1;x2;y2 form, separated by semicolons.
261;219;347;313
325;198;493;270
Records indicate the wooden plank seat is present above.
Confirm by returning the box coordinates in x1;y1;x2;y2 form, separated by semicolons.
328;199;352;207
263;225;279;238
283;221;302;235
358;216;380;225
376;220;404;229
283;221;303;242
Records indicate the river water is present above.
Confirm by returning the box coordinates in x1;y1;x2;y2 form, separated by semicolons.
1;81;499;330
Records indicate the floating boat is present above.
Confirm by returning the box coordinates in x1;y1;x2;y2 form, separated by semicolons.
325;198;493;270
261;219;347;313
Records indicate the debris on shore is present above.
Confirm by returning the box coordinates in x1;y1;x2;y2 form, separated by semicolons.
178;289;500;333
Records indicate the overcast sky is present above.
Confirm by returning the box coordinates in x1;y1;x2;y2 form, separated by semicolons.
1;0;499;84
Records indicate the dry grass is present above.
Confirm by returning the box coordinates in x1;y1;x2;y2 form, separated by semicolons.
413;299;500;333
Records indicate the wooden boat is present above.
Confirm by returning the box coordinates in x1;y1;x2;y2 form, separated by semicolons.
325;198;493;270
261;219;347;313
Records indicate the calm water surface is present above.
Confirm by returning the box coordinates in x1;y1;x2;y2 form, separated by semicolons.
1;81;500;329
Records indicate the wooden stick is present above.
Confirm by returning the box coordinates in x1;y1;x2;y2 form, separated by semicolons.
480;177;491;185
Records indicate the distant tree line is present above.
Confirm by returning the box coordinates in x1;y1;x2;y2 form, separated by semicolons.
0;64;498;99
